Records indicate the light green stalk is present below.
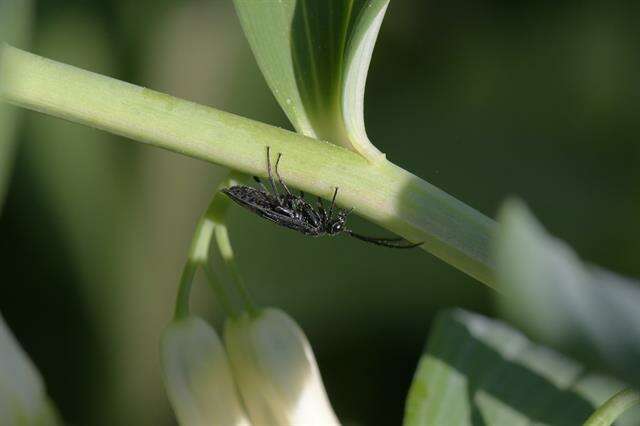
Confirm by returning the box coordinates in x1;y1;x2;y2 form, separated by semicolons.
584;388;640;426
0;1;33;212
175;175;256;320
0;44;496;287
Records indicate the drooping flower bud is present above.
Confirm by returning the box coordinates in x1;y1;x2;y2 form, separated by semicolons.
0;312;59;425
161;316;251;426
224;308;339;426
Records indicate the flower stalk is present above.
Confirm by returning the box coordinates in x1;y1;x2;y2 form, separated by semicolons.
174;175;255;319
165;194;339;425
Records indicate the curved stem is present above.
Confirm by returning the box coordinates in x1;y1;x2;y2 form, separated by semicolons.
173;208;217;319
584;388;640;426
174;176;258;319
214;224;257;316
203;264;235;318
0;44;497;288
174;262;198;320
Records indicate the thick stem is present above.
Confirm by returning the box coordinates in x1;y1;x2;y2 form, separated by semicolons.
0;44;497;287
0;1;33;213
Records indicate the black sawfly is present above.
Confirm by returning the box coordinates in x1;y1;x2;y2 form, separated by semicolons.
222;147;422;249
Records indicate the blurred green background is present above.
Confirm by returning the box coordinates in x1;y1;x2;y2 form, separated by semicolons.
1;0;639;424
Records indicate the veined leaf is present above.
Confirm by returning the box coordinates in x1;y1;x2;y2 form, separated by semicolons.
403;309;640;426
0;0;32;213
233;0;387;162
495;200;640;386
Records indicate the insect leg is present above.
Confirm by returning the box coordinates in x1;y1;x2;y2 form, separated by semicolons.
317;197;327;221
253;176;270;193
328;187;338;220
274;152;293;196
266;146;280;200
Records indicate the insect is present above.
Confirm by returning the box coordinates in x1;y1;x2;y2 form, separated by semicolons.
222;147;422;249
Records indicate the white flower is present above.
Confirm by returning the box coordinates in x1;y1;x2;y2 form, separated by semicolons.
224;308;339;426
0;312;58;425
161;316;251;426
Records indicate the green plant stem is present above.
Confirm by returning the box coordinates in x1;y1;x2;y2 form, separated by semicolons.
203;264;235;318
0;1;33;213
584;388;640;426
214;224;257;316
174;262;198;320
174;177;257;319
173;210;216;319
0;44;497;287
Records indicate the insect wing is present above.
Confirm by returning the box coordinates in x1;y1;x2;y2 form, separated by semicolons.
223;186;273;209
223;186;319;235
258;206;320;235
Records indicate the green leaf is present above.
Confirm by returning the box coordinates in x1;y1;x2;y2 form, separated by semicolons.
495;200;640;385
0;311;60;425
403;309;640;426
0;0;32;213
233;0;387;161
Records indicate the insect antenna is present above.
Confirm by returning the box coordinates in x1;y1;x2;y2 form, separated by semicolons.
344;230;423;249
